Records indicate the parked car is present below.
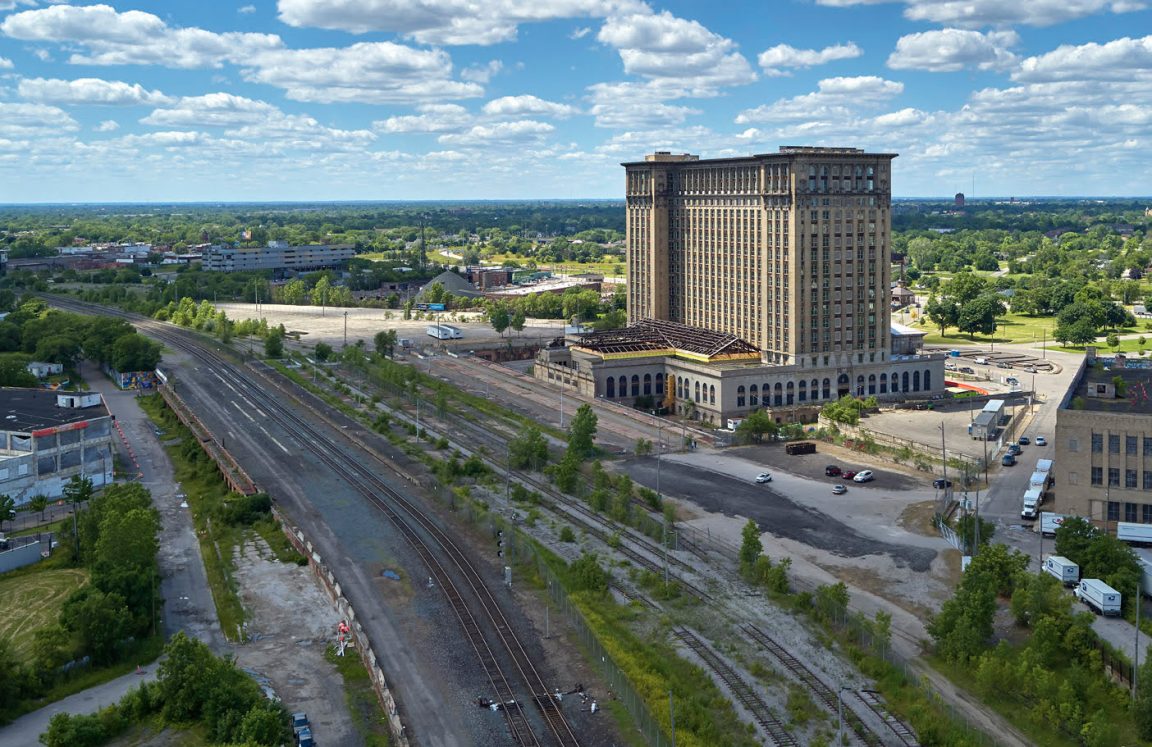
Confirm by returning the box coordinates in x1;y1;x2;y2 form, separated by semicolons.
755;472;773;484
853;470;875;483
825;465;842;477
959;366;975;374
1002;453;1017;466
1035;436;1048;446
1019;436;1031;445
1007;443;1022;456
974;357;988;365
1025;365;1037;373
997;362;1012;369
842;470;857;480
832;484;848;495
933;478;952;489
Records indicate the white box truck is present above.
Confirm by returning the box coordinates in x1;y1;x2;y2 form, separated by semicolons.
1116;522;1152;545
1044;555;1080;586
1021;488;1043;519
1035;458;1054;475
1039;512;1067;536
1028;470;1049;496
1074;579;1122;616
1137;549;1152;599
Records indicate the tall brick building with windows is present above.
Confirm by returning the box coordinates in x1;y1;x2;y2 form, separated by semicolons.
535;146;943;426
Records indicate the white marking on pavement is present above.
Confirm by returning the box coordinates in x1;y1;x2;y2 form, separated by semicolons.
259;425;291;454
231;401;255;422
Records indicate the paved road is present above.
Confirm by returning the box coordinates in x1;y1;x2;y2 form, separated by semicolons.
0;668;158;745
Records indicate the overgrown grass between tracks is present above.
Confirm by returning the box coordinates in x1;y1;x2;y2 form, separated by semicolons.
139;394;247;641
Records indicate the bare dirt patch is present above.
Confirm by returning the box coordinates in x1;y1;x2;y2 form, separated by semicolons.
898;500;940;538
230;537;359;747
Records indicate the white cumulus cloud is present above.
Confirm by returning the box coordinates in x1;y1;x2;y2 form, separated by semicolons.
276;0;630;45
18;77;172;106
141;93;280;127
735;76;903;125
816;0;1144;27
757;42;862;76
597;10;756;92
0;56;13;69
374;103;471;133
887;29;1019;72
482;95;578;118
95;120;120;132
1015;35;1152;82
438;120;554;146
0;101;79;137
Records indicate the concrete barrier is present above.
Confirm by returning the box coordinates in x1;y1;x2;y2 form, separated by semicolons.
0;539;43;573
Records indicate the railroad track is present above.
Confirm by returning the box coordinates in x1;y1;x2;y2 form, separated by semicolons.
742;624;885;747
671;627;798;747
46;297;580;747
856;690;920;746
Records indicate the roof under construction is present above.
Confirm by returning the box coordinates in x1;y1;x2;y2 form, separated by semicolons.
572;319;761;363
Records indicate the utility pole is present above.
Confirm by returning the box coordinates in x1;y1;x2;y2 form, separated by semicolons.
559;388;564;429
343;311;349;349
939;421;949;512
1134;579;1142;701
668;690;676;747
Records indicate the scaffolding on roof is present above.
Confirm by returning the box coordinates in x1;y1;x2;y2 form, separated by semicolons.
572;318;761;362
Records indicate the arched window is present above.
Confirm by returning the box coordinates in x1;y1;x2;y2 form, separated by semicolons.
811;379;820;401
655;373;665;395
913;370;921;392
786;381;795;405
619;376;628;397
798;380;807;402
643;373;652;396
890;373;898;392
902;371;909;392
710;385;716;404
879;373;888;394
856;375;865;396
924;370;932;391
868;374;876;395
822;378;831;400
631;374;640;396
749;384;759;407
606;377;615;398
774;382;783;407
737;385;746;407
694;381;701;402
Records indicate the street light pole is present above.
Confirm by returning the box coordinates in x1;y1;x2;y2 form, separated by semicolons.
559;388;564;429
343;311;349;349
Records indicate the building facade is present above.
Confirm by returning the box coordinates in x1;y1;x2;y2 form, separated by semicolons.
0;390;115;504
202;241;355;273
624;146;895;367
1054;352;1152;529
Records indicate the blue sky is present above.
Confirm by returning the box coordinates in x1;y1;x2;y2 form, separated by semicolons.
1;0;1151;202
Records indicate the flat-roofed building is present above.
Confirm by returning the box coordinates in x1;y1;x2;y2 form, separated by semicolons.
1054;350;1152;529
202;241;355;273
0;389;115;504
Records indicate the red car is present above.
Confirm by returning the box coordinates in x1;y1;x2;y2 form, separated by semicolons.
842;470;857;480
825;465;841;477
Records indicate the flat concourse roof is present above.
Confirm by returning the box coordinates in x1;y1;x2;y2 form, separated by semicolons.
0;388;109;433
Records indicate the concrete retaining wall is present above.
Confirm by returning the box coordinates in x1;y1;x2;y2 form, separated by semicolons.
272;506;410;747
0;539;43;573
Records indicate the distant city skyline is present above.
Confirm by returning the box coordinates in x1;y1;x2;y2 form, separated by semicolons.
1;1;1151;203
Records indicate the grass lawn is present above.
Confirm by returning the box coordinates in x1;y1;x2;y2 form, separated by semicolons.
0;566;89;663
917;311;1058;347
324;645;391;747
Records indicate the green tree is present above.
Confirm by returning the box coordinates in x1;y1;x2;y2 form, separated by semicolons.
568;553;609;593
1106;332;1120;350
955;513;996;553
739;519;763;576
0;354;38;387
60;588;129;665
1135;656;1152;739
374;329;398;358
508;425;548;470
32;624;73;672
314;342;333;362
237;701;292;745
110;334;162;372
734;409;778;444
489;302;511;337
956;293;1006;339
945;271;989;304
1054;516;1098;561
566;403;598;459
263;329;283;358
925;294;960;337
309;275;332;307
158;631;218;722
280;278;307;305
0;493;12;531
30;494;48;521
